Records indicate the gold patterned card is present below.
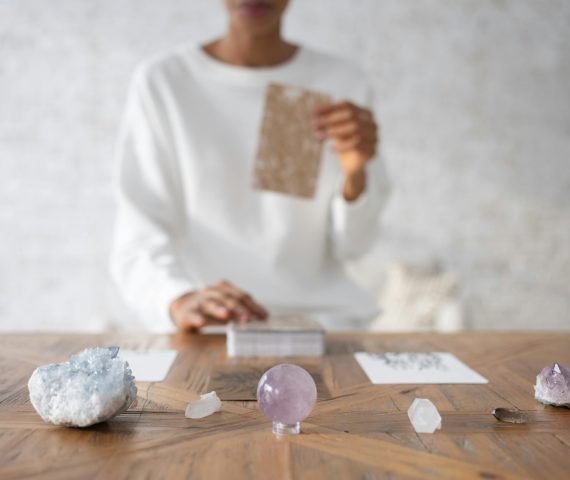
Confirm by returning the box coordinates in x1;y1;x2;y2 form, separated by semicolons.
253;83;331;198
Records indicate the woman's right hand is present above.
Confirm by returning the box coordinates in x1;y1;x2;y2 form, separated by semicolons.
170;280;268;331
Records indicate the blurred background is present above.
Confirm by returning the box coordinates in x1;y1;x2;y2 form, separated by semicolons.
1;0;569;332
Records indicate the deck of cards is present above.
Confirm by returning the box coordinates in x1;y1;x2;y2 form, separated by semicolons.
227;315;325;357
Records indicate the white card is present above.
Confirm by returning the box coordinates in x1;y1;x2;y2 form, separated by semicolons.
354;352;488;384
119;349;177;382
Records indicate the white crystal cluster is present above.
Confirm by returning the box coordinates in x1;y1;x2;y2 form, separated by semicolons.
407;398;442;433
185;391;222;419
28;347;137;427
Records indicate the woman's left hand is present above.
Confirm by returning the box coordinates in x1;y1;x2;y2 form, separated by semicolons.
314;101;379;201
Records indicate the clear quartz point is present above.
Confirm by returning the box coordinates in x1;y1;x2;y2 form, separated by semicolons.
185;391;222;419
407;398;442;433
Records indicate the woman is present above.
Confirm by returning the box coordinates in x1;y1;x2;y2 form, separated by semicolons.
110;0;390;332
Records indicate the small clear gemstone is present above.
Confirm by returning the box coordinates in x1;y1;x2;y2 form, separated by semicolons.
535;363;570;407
257;364;317;434
407;398;442;433
185;391;222;419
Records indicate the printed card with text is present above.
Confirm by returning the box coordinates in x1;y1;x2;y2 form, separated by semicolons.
253;83;331;198
355;352;488;384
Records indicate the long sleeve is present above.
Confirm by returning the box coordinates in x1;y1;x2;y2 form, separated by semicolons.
329;85;391;261
110;66;195;332
110;45;389;329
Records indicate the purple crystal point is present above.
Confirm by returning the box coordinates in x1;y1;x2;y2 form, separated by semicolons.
256;364;317;435
534;363;570;407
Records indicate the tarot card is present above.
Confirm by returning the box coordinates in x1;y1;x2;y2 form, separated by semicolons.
253;83;331;198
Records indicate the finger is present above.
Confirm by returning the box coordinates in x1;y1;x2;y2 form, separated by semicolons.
220;285;268;318
327;119;378;140
201;289;246;317
189;308;230;327
333;138;376;156
216;281;268;319
240;294;268;320
177;311;207;331
315;106;372;129
314;100;353;117
220;295;253;324
199;298;232;322
334;134;363;152
314;107;353;129
324;120;360;138
334;130;377;151
206;285;255;322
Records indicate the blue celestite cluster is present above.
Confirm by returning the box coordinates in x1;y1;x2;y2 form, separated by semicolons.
28;347;137;427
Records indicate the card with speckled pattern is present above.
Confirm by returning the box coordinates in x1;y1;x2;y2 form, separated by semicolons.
253;83;330;198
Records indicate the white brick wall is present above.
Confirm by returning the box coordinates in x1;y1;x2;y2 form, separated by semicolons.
1;0;569;331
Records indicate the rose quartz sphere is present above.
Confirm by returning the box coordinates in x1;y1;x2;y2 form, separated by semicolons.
256;364;317;425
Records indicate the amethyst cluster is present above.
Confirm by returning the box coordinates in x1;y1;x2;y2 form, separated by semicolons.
534;363;570;407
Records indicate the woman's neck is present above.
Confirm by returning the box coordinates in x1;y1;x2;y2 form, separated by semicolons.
203;26;298;68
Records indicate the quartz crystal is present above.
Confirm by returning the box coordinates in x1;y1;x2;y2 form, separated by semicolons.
492;407;529;424
28;347;137;427
185;391;222;419
407;398;442;433
534;363;570;407
256;364;317;435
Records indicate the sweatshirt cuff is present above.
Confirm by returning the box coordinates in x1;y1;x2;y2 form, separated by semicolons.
331;182;372;233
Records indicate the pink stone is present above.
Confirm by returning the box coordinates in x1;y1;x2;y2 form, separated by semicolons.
256;364;317;435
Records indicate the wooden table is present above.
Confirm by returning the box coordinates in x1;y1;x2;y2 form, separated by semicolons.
1;332;569;479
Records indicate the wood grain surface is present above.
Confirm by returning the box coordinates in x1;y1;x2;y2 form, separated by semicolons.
0;332;569;479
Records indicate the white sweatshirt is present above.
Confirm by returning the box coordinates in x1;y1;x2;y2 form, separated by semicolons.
110;43;390;332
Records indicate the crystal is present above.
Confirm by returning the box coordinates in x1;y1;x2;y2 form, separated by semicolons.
534;363;570;407
256;364;317;435
28;347;137;427
107;346;120;358
407;398;442;433
185;391;222;419
492;408;529;424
